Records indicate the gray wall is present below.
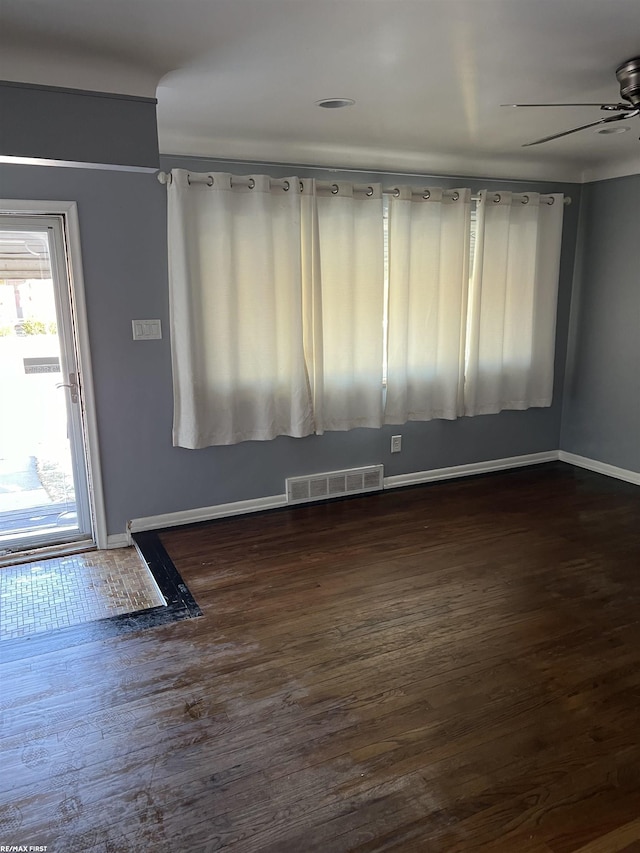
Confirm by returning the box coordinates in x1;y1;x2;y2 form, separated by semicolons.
561;174;640;473
0;81;159;169
0;157;581;536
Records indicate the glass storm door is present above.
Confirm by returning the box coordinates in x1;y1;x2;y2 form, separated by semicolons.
0;216;92;555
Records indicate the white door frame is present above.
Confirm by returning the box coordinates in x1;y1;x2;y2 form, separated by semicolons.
0;198;107;549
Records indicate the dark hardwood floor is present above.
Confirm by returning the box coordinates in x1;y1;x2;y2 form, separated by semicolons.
1;462;639;852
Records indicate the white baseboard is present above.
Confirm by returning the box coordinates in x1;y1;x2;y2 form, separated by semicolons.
558;451;640;486
119;449;638;541
383;451;559;490
128;493;288;535
106;533;130;549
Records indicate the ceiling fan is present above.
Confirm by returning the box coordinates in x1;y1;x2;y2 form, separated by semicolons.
503;57;640;146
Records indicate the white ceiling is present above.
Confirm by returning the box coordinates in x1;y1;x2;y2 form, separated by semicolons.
1;0;639;183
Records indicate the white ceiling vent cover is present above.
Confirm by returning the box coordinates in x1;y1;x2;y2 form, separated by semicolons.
286;465;384;505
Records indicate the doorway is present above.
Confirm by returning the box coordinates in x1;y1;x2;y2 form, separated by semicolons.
0;209;101;555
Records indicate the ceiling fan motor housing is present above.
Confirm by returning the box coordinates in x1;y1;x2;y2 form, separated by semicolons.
616;57;640;107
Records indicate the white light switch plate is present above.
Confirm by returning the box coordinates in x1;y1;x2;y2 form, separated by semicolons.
132;319;162;340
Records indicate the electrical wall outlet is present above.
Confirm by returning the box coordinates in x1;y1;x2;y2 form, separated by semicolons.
391;435;402;453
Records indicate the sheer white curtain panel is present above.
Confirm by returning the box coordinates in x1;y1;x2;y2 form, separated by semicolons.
305;181;385;432
464;190;564;416
167;170;314;447
385;187;471;423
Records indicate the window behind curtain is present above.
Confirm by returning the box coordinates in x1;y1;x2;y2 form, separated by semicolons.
166;172;565;446
464;190;564;415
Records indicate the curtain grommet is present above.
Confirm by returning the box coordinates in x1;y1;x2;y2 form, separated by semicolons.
207;175;214;187
451;191;459;201
247;178;256;189
521;194;529;204
366;186;374;197
547;197;555;205
422;190;431;200
186;174;192;186
282;180;290;192
493;193;501;203
331;184;339;194
392;188;400;198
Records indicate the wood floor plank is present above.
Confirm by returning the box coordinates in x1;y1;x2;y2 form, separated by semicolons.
1;462;639;851
570;818;640;853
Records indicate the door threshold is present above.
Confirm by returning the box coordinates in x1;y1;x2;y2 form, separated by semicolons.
0;539;96;568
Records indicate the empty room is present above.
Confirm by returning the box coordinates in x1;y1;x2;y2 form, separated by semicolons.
0;1;639;851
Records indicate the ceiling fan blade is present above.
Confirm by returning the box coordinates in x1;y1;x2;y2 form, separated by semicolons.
503;103;623;108
522;111;637;147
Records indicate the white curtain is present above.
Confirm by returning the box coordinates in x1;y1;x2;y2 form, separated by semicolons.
168;171;314;447
305;180;385;432
167;172;564;447
385;187;471;423
464;190;564;416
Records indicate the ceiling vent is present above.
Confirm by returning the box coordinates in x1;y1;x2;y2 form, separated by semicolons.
286;465;383;505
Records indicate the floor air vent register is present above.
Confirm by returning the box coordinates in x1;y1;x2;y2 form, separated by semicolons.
286;465;384;505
